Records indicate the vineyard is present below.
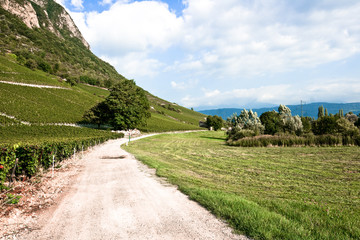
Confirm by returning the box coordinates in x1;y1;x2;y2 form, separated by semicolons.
0;55;66;87
0;125;123;189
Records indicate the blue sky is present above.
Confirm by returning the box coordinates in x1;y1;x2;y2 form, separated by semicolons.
57;0;360;110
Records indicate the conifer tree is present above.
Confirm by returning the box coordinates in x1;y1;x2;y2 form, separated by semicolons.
318;105;324;119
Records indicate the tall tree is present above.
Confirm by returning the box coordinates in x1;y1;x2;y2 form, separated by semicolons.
318;105;324;119
83;80;151;130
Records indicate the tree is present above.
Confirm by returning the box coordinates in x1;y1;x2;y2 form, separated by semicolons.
339;109;344;118
301;117;312;133
228;109;264;134
260;111;281;135
312;116;337;135
83;80;151;130
206;115;223;131
278;104;303;135
82;101;109;128
318;105;324;119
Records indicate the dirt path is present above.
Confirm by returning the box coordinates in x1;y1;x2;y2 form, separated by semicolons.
15;136;247;240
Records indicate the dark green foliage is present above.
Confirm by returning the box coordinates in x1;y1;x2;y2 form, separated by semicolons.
227;134;353;147
82;101;109;128
84;80;151;130
312;116;338;135
318;105;324;119
355;117;360;128
37;61;52;73
226;128;255;140
301;117;312;133
25;59;37;70
260;111;281;135
206;115;223;131
80;75;99;86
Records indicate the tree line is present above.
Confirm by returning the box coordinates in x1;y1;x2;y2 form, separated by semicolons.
206;104;360;146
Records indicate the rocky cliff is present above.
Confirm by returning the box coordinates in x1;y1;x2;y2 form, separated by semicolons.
0;0;89;49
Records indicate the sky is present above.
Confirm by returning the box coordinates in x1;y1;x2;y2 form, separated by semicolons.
55;0;360;110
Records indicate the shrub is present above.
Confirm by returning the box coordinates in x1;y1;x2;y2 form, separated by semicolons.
0;134;123;189
206;115;223;131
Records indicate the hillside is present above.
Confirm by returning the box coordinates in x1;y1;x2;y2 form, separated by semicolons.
0;54;204;131
0;0;205;132
0;0;125;87
200;102;360;120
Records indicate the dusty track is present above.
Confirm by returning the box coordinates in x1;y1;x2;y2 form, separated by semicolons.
16;136;247;240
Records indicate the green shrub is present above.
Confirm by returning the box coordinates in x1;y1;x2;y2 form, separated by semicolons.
227;134;358;147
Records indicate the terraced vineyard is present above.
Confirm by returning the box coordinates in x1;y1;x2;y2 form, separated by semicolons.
0;54;205;131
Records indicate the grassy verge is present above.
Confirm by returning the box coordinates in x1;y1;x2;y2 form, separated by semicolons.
124;131;360;240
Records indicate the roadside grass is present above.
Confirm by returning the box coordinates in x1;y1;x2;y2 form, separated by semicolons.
124;131;360;240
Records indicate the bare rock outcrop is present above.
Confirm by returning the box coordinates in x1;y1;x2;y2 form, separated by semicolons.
0;0;40;28
0;0;90;49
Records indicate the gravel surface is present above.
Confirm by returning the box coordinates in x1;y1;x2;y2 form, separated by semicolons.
4;136;248;240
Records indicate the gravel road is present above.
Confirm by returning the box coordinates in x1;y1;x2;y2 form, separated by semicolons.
18;136;248;240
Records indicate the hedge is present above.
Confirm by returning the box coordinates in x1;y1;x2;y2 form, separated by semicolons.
0;135;121;189
227;134;360;147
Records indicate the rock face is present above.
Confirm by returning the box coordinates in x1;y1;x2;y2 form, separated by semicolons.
0;0;40;28
0;0;90;49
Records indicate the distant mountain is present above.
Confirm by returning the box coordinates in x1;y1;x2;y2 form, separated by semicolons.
199;102;360;120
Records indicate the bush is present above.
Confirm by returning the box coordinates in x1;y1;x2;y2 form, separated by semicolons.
206;115;223;131
37;61;52;73
227;134;357;147
227;128;255;141
0;134;123;189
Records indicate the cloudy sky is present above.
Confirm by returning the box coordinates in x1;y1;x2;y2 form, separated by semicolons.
56;0;360;110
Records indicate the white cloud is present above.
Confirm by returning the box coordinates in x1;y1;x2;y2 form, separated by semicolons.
171;79;198;90
82;1;183;55
71;0;83;10
101;53;163;79
177;0;360;76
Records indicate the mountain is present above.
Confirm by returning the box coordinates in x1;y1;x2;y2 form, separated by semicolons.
200;102;360;120
0;0;125;87
0;0;205;132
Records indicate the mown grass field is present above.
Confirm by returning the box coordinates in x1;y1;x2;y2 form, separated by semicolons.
124;131;360;240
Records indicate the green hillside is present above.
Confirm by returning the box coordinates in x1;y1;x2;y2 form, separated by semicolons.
0;0;205;135
0;2;125;87
0;54;204;131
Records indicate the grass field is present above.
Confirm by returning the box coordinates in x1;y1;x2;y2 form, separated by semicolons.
124;131;360;240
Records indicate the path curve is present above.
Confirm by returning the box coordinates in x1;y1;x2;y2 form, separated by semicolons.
17;136;247;240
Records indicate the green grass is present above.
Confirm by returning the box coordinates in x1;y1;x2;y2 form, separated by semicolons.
0;125;121;145
124;131;360;240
